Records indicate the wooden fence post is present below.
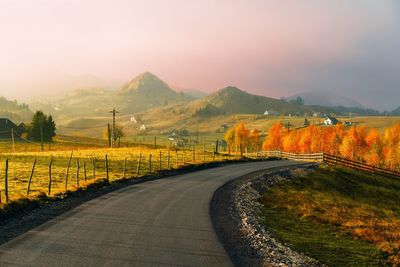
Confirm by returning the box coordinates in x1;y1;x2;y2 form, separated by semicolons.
76;159;80;187
193;145;196;163
5;159;8;202
159;151;162;171
203;144;206;163
123;157;127;178
137;153;142;176
83;162;87;182
48;156;53;195
105;155;109;181
167;149;171;169
65;151;73;191
175;150;178;166
149;154;152;172
92;157;96;180
27;158;37;196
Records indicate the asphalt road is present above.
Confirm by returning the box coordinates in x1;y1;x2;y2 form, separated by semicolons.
0;160;300;267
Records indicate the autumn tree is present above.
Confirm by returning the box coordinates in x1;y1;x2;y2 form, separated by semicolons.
249;129;262;152
234;122;249;155
262;122;283;151
339;126;367;161
224;128;235;149
364;128;382;166
382;123;400;170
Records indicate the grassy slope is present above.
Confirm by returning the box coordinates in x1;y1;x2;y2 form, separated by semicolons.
261;166;400;266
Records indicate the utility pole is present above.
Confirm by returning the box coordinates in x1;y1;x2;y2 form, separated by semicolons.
40;123;44;152
11;128;15;152
196;126;199;144
109;108;119;148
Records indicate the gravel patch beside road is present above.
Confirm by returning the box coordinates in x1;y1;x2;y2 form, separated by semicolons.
211;164;324;267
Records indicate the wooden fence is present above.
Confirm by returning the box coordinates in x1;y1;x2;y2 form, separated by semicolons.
323;153;400;180
263;151;324;162
263;150;400;179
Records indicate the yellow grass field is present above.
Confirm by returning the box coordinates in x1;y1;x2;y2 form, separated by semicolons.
0;139;246;203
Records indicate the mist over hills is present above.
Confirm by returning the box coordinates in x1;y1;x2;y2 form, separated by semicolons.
390;106;400;115
30;72;193;118
0;97;33;122
1;71;392;131
288;91;363;108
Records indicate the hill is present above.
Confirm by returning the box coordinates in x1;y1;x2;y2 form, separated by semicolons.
203;87;312;115
390;106;400;115
32;72;193;119
117;72;191;112
0;97;33;122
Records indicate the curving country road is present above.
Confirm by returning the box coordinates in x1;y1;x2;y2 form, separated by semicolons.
0;160;300;267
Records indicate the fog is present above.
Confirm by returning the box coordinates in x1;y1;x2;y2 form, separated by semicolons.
0;0;398;110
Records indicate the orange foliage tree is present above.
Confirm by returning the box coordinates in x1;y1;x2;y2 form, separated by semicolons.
261;122;400;171
262;122;283;151
224;123;261;155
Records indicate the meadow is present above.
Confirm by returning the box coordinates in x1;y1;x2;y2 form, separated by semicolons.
0;136;249;203
261;166;400;266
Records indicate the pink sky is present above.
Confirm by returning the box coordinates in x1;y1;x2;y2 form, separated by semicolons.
0;0;399;110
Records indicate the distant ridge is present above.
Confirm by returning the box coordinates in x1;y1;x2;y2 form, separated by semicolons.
390;106;400;115
202;86;311;115
0;97;33;122
288;91;363;108
33;72;192;117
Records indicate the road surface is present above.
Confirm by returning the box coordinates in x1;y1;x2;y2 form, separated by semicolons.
0;160;300;267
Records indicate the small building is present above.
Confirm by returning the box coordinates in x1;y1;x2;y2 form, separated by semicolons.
0;118;22;139
324;117;339;126
264;109;279;116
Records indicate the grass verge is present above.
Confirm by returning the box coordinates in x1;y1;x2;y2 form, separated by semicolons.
261;165;400;266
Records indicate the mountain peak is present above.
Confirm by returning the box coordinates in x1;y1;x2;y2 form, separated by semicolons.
118;72;174;95
214;86;244;96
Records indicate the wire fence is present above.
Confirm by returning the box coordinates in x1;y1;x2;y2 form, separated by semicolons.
0;145;265;203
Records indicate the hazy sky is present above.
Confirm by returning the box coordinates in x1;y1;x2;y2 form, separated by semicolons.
0;0;399;110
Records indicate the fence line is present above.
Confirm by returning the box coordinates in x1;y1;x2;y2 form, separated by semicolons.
263;150;400;179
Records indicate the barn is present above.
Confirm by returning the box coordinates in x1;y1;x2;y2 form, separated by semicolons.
0;118;23;139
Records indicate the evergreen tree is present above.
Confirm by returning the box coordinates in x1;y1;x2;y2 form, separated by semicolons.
29;111;56;142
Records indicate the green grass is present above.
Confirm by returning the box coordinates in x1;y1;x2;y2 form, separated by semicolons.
261;166;400;266
263;208;386;266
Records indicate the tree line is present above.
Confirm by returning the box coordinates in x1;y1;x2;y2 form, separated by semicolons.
262;122;400;171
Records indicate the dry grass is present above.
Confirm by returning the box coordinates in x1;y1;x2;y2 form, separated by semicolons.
0;138;246;204
262;166;400;265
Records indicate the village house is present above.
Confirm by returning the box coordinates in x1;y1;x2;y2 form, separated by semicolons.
0;118;24;139
324;116;339;126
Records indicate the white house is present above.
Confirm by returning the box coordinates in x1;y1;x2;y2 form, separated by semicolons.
264;109;279;116
324;117;339;125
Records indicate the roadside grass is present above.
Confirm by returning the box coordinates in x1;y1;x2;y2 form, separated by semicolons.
261;166;400;266
0;139;247;204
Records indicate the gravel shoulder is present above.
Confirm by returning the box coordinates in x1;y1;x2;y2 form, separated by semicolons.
210;163;324;267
